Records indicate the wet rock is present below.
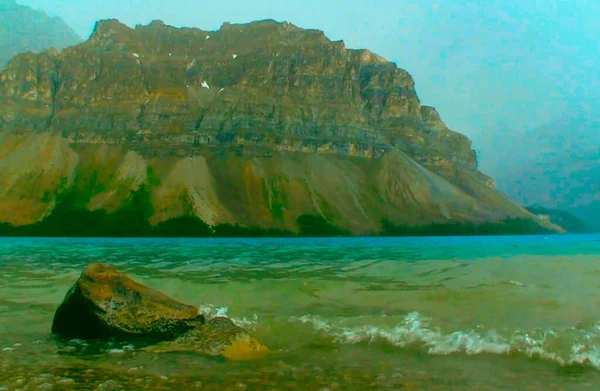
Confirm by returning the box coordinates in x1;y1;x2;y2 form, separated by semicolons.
51;263;267;360
144;317;268;361
51;263;204;340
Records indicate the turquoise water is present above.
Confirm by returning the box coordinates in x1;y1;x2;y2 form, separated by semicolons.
1;235;600;390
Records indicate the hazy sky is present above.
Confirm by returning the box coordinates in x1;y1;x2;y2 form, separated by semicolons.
15;0;600;150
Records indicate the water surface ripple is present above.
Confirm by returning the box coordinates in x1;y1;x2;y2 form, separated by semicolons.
1;235;600;390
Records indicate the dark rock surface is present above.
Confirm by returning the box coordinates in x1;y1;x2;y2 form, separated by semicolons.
51;263;204;340
51;263;267;360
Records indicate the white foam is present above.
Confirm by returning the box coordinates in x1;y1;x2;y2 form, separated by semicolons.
198;303;259;329
290;312;600;370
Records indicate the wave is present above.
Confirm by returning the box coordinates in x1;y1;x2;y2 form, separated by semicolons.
289;312;600;369
198;303;259;329
197;303;600;370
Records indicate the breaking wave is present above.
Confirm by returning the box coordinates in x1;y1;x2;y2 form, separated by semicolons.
198;303;259;329
289;311;600;369
197;303;600;370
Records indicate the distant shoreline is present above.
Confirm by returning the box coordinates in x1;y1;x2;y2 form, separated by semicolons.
0;209;558;238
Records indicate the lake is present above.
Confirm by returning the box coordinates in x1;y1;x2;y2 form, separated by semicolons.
1;235;600;390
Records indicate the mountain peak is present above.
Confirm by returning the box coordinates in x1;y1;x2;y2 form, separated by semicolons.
90;18;131;40
0;0;81;68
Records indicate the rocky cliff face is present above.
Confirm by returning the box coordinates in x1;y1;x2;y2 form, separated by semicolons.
0;19;552;234
0;0;81;68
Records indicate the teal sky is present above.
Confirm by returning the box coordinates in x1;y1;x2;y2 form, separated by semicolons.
14;0;600;150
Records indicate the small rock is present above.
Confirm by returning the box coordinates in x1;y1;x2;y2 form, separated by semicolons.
98;380;123;390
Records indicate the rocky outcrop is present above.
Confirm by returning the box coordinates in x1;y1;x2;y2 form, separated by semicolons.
52;263;205;340
52;263;266;360
0;18;555;233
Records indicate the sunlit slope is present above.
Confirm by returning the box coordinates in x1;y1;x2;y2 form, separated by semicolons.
0;132;554;234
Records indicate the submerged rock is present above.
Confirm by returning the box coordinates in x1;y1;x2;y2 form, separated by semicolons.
144;317;268;361
52;263;205;340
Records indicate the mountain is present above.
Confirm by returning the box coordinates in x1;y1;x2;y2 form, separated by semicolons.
572;201;600;232
0;0;81;68
478;112;600;232
525;206;591;233
0;19;558;236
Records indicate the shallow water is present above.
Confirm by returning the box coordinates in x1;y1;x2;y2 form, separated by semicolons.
1;235;600;390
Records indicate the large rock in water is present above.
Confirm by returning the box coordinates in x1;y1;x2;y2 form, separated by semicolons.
52;264;267;360
52;263;205;340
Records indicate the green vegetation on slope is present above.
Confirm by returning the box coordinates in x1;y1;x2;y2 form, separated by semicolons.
0;187;348;237
0;189;555;237
380;218;555;236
